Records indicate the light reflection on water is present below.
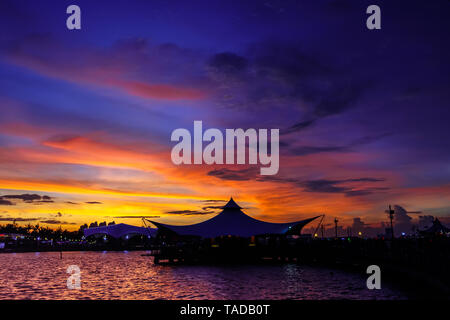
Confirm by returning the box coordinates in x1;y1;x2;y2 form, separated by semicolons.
0;251;405;300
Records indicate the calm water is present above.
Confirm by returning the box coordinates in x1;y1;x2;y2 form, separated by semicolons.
0;251;406;299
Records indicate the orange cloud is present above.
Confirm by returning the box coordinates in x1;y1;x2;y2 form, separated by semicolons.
111;80;206;100
1;121;449;229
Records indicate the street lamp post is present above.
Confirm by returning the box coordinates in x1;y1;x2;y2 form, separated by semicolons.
334;218;338;238
388;205;395;239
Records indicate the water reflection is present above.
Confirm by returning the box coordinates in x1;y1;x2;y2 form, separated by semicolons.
0;251;405;300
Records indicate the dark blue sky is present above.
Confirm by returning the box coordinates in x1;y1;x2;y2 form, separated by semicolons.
0;0;449;228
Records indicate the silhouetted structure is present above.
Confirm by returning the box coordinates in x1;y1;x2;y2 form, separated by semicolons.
148;198;320;238
388;204;395;239
83;223;156;239
334;218;338;238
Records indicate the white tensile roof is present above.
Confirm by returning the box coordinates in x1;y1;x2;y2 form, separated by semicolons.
148;198;320;238
83;223;156;239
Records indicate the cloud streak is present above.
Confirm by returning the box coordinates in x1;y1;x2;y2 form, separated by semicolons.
0;194;53;205
165;210;216;216
6;35;206;102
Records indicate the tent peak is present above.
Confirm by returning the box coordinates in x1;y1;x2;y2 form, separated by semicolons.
223;197;242;209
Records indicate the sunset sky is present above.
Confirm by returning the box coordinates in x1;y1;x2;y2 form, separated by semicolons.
1;0;449;231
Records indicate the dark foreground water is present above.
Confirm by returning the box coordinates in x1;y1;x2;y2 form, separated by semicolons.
0;251;406;299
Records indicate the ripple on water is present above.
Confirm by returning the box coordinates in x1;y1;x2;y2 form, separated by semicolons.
0;251;406;300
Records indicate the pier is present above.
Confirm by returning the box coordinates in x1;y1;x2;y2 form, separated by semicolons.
149;235;450;298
